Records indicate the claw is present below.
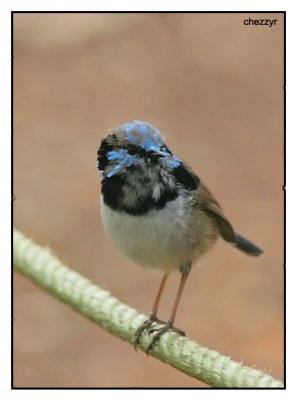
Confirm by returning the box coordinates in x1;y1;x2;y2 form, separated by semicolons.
134;317;186;354
145;322;172;353
147;326;159;334
133;315;157;350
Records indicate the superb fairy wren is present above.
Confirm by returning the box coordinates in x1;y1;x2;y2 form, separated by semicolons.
97;120;263;352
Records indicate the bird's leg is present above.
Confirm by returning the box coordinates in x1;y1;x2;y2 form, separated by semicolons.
146;263;192;353
134;272;169;349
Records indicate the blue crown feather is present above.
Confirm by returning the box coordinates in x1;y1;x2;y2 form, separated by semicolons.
122;120;164;152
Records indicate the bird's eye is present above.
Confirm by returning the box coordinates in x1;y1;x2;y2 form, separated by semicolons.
126;144;145;157
160;146;172;155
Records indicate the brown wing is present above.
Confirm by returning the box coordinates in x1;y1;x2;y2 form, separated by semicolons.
197;182;237;244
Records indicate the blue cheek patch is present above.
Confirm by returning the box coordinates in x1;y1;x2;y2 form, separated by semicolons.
107;149;139;178
160;155;181;169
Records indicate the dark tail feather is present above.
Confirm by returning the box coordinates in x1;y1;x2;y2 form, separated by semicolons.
234;233;263;256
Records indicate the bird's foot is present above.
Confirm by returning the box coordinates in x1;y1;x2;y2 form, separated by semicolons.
134;314;158;350
146;320;185;353
134;316;186;354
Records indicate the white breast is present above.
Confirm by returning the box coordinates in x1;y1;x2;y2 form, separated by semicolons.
100;195;211;272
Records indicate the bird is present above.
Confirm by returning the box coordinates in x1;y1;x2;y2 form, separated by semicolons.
97;120;263;353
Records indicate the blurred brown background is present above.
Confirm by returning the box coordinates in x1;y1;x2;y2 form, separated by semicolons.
13;12;284;387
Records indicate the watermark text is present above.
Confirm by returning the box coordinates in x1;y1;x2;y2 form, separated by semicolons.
243;18;277;27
